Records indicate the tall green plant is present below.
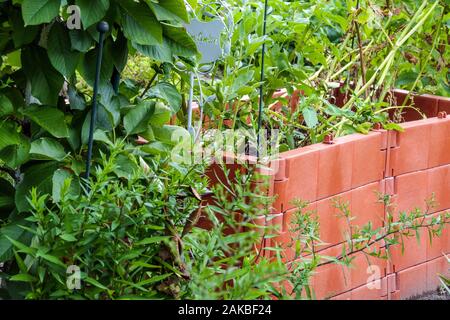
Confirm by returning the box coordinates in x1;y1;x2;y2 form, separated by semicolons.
0;0;199;258
0;140;209;299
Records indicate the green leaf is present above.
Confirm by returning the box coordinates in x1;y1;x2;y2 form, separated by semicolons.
152;125;190;146
147;0;189;23
136;236;171;246
132;41;173;63
112;30;129;72
384;122;406;132
230;69;255;97
76;0;110;29
0;219;31;261
5;236;36;256
302;107;318;128
396;71;419;87
141;141;170;155
9;273;37;283
21;46;64;106
85;277;109;291
124;101;155;135
60;233;77;242
81;105;114;145
22;0;60;26
0;94;14;117
21;105;70;138
113;154;139;179
163;24;198;58
0;178;15;216
0;138;31;169
79;44;114;89
36;252;66;268
68;84;86;111
9;8;40;47
69;29;94;52
149;102;171;128
15;162;59;213
120;0;163;46
93;130;113;146
30;138;66;161
48;22;80;78
136;273;171;286
52;168;80;203
146;83;182;114
0;121;21;152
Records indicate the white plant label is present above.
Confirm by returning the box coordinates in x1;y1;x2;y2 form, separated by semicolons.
185;19;225;64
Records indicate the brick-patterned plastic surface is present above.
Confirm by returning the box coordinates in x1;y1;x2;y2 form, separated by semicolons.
202;91;450;300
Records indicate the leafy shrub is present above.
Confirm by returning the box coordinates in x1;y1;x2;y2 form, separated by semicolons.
0;0;197;223
0;140;208;299
183;166;286;299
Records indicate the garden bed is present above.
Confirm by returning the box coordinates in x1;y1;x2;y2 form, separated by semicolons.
202;90;450;300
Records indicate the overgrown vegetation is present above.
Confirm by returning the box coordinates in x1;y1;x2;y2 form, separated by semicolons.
0;0;449;300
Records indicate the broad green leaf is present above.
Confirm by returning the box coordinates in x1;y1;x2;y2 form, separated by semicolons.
163;24;198;58
396;71;419;87
124;101;155;135
9;8;39;47
60;233;77;242
0;94;14;117
132;40;173;63
112;30;129;72
0;219;31;261
141;141;170;155
324;104;354;117
21;46;64;106
15;161;59;213
68;84;86;111
147;0;189;23
146;83;182;114
81;106;114;145
76;0;110;29
69;29;94;52
302;107;318;128
93;130;113;146
120;0;163;46
230;69;255;97
0;138;31;169
79;44;114;89
48;22;80;78
30;138;66;161
21;105;70;138
114;154;139;179
149;102;171;128
0;178;15;215
152;125;190;146
22;0;60;26
0;121;21;152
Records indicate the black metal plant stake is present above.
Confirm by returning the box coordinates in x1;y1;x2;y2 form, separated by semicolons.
256;0;269;157
85;21;109;180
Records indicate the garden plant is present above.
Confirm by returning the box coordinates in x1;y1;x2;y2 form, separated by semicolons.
0;0;449;300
